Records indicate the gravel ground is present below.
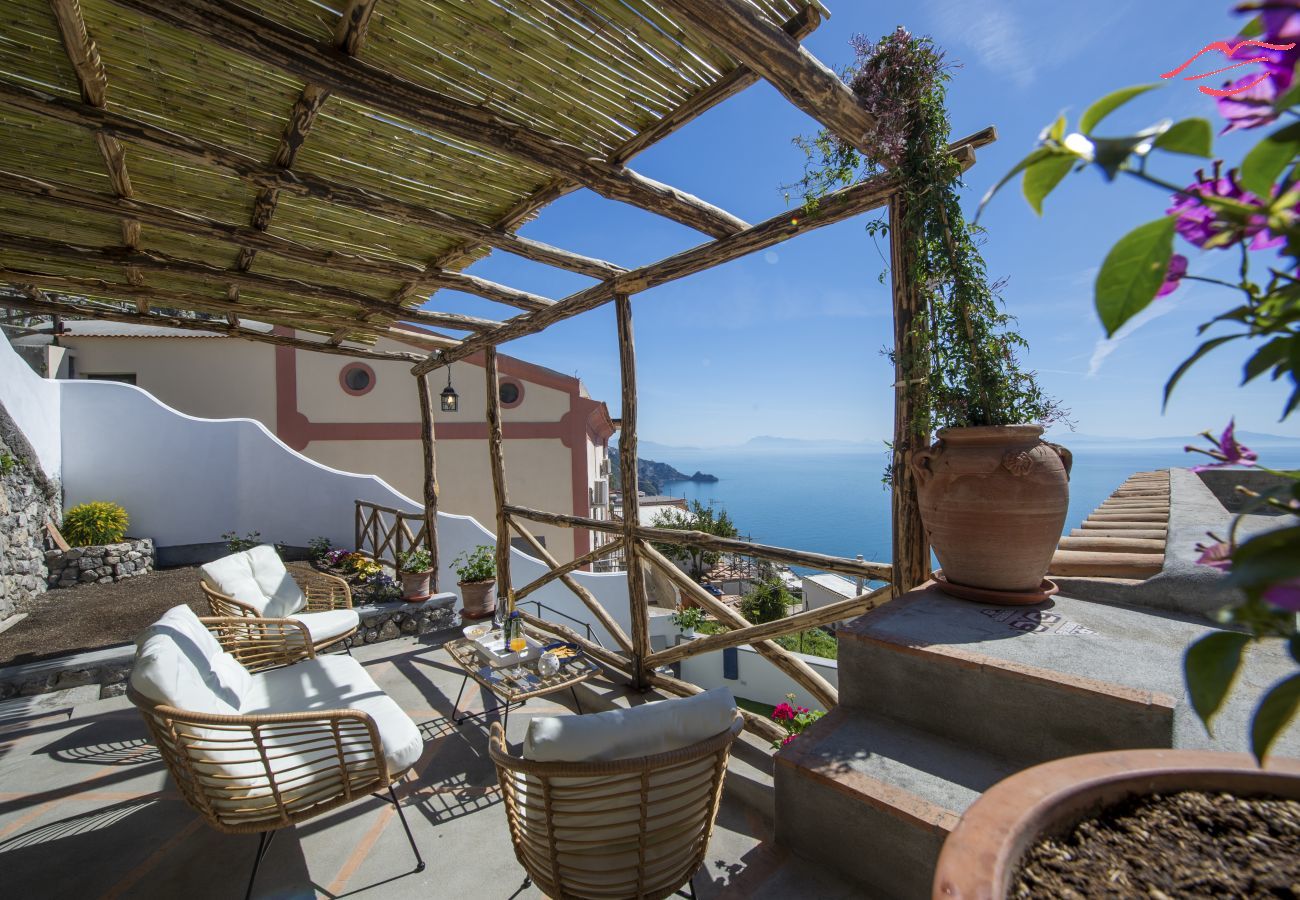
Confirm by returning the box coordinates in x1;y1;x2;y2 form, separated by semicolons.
0;566;208;666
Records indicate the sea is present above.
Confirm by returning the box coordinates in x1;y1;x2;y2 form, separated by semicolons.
640;440;1300;575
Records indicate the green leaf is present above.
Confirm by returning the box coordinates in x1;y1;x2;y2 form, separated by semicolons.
976;147;1055;222
1252;673;1300;762
1243;336;1292;383
1242;122;1300;198
1153;118;1213;158
1185;631;1251;734
1080;84;1161;135
1164;336;1239;409
1022;155;1076;215
1275;59;1300;112
1240;15;1264;39
1095;217;1177;336
1226;526;1300;590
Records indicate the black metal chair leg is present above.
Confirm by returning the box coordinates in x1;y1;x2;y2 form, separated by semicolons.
451;674;469;725
570;685;583;714
388;784;426;873
245;829;276;900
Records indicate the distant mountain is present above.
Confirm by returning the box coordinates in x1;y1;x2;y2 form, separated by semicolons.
1045;430;1299;448
608;448;717;495
743;435;869;449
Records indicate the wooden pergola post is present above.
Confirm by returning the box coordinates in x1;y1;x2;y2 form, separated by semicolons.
888;193;931;595
615;293;652;690
484;346;513;610
415;371;441;591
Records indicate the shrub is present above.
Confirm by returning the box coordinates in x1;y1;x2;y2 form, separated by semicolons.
740;578;796;625
307;536;332;560
776;627;838;660
63;501;129;546
222;531;262;553
453;545;496;583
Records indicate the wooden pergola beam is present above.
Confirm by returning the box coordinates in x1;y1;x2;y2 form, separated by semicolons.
1;289;429;363
483;346;513;608
108;0;750;240
0;268;459;349
415;368;441;591
0;171;540;324
414;127;996;375
658;0;877;156
615;293;652;689
0;80;598;291
424;4;823;274
0;232;471;335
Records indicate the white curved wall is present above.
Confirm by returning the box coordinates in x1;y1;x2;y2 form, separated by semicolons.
0;336;60;478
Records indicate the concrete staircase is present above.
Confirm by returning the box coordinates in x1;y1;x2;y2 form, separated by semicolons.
772;584;1300;899
1049;469;1169;580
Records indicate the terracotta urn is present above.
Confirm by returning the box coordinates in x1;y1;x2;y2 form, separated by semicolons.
913;424;1070;596
459;578;497;620
932;749;1300;900
400;570;432;602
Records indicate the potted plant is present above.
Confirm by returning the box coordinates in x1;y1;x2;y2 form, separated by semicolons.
792;28;1070;604
396;547;434;602
454;544;497;620
670;604;707;639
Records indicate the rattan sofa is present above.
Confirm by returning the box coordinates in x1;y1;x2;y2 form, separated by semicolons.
198;544;359;664
129;604;425;899
489;690;743;900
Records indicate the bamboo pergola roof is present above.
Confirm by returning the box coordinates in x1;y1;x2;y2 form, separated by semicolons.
0;0;838;358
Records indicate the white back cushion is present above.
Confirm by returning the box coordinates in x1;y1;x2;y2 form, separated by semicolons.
246;545;307;618
524;687;737;762
200;551;268;615
131;605;251;709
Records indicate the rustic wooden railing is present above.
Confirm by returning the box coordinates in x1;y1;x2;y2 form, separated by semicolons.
354;501;428;570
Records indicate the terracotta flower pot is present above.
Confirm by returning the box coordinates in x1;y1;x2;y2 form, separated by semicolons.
459;578;497;620
932;749;1300;900
400;570;432;602
913;424;1071;596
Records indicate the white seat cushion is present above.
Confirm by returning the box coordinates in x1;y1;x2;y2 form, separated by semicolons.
200;551;268;615
131;605;249;712
291;609;360;645
523;686;736;762
245;544;308;617
240;655;423;775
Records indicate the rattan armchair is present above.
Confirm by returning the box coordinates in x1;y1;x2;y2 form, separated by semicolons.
489;713;743;900
198;547;359;659
130;611;425;900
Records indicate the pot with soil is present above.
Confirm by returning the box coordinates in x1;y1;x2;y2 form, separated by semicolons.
932;749;1300;900
453;544;497;620
913;425;1071;604
396;547;434;602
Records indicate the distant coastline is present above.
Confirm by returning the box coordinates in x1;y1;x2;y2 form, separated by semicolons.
609;447;717;495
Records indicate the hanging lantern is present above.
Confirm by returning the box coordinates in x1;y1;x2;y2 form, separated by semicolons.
440;365;459;412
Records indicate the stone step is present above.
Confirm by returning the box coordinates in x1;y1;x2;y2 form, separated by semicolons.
1056;536;1165;553
775;706;1018;900
1110;490;1168;499
837;587;1178;768
1049;549;1163;578
1070;527;1166;540
1086;512;1168;522
1097;501;1170;511
1079;520;1167;531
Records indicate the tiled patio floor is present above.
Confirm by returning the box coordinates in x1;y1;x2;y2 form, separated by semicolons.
0;635;856;899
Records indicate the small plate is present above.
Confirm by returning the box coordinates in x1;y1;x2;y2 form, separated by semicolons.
462;622;492;641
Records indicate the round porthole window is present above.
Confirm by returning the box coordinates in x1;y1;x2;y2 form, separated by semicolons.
498;379;523;408
339;362;375;396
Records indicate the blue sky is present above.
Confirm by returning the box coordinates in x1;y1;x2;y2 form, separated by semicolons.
427;0;1300;446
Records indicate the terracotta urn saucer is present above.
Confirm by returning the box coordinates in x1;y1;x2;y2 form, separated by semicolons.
933;570;1059;606
932;749;1300;900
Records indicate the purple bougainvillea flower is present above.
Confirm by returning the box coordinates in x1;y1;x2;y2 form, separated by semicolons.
1158;254;1189;296
1196;541;1234;571
1167;170;1286;250
1218;2;1300;131
1192;418;1259;471
1263;578;1300;612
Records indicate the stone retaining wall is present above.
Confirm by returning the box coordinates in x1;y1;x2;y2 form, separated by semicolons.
346;596;459;648
45;537;155;588
0;428;60;620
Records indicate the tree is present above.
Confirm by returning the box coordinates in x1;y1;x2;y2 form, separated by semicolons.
651;500;738;580
741;578;796;625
